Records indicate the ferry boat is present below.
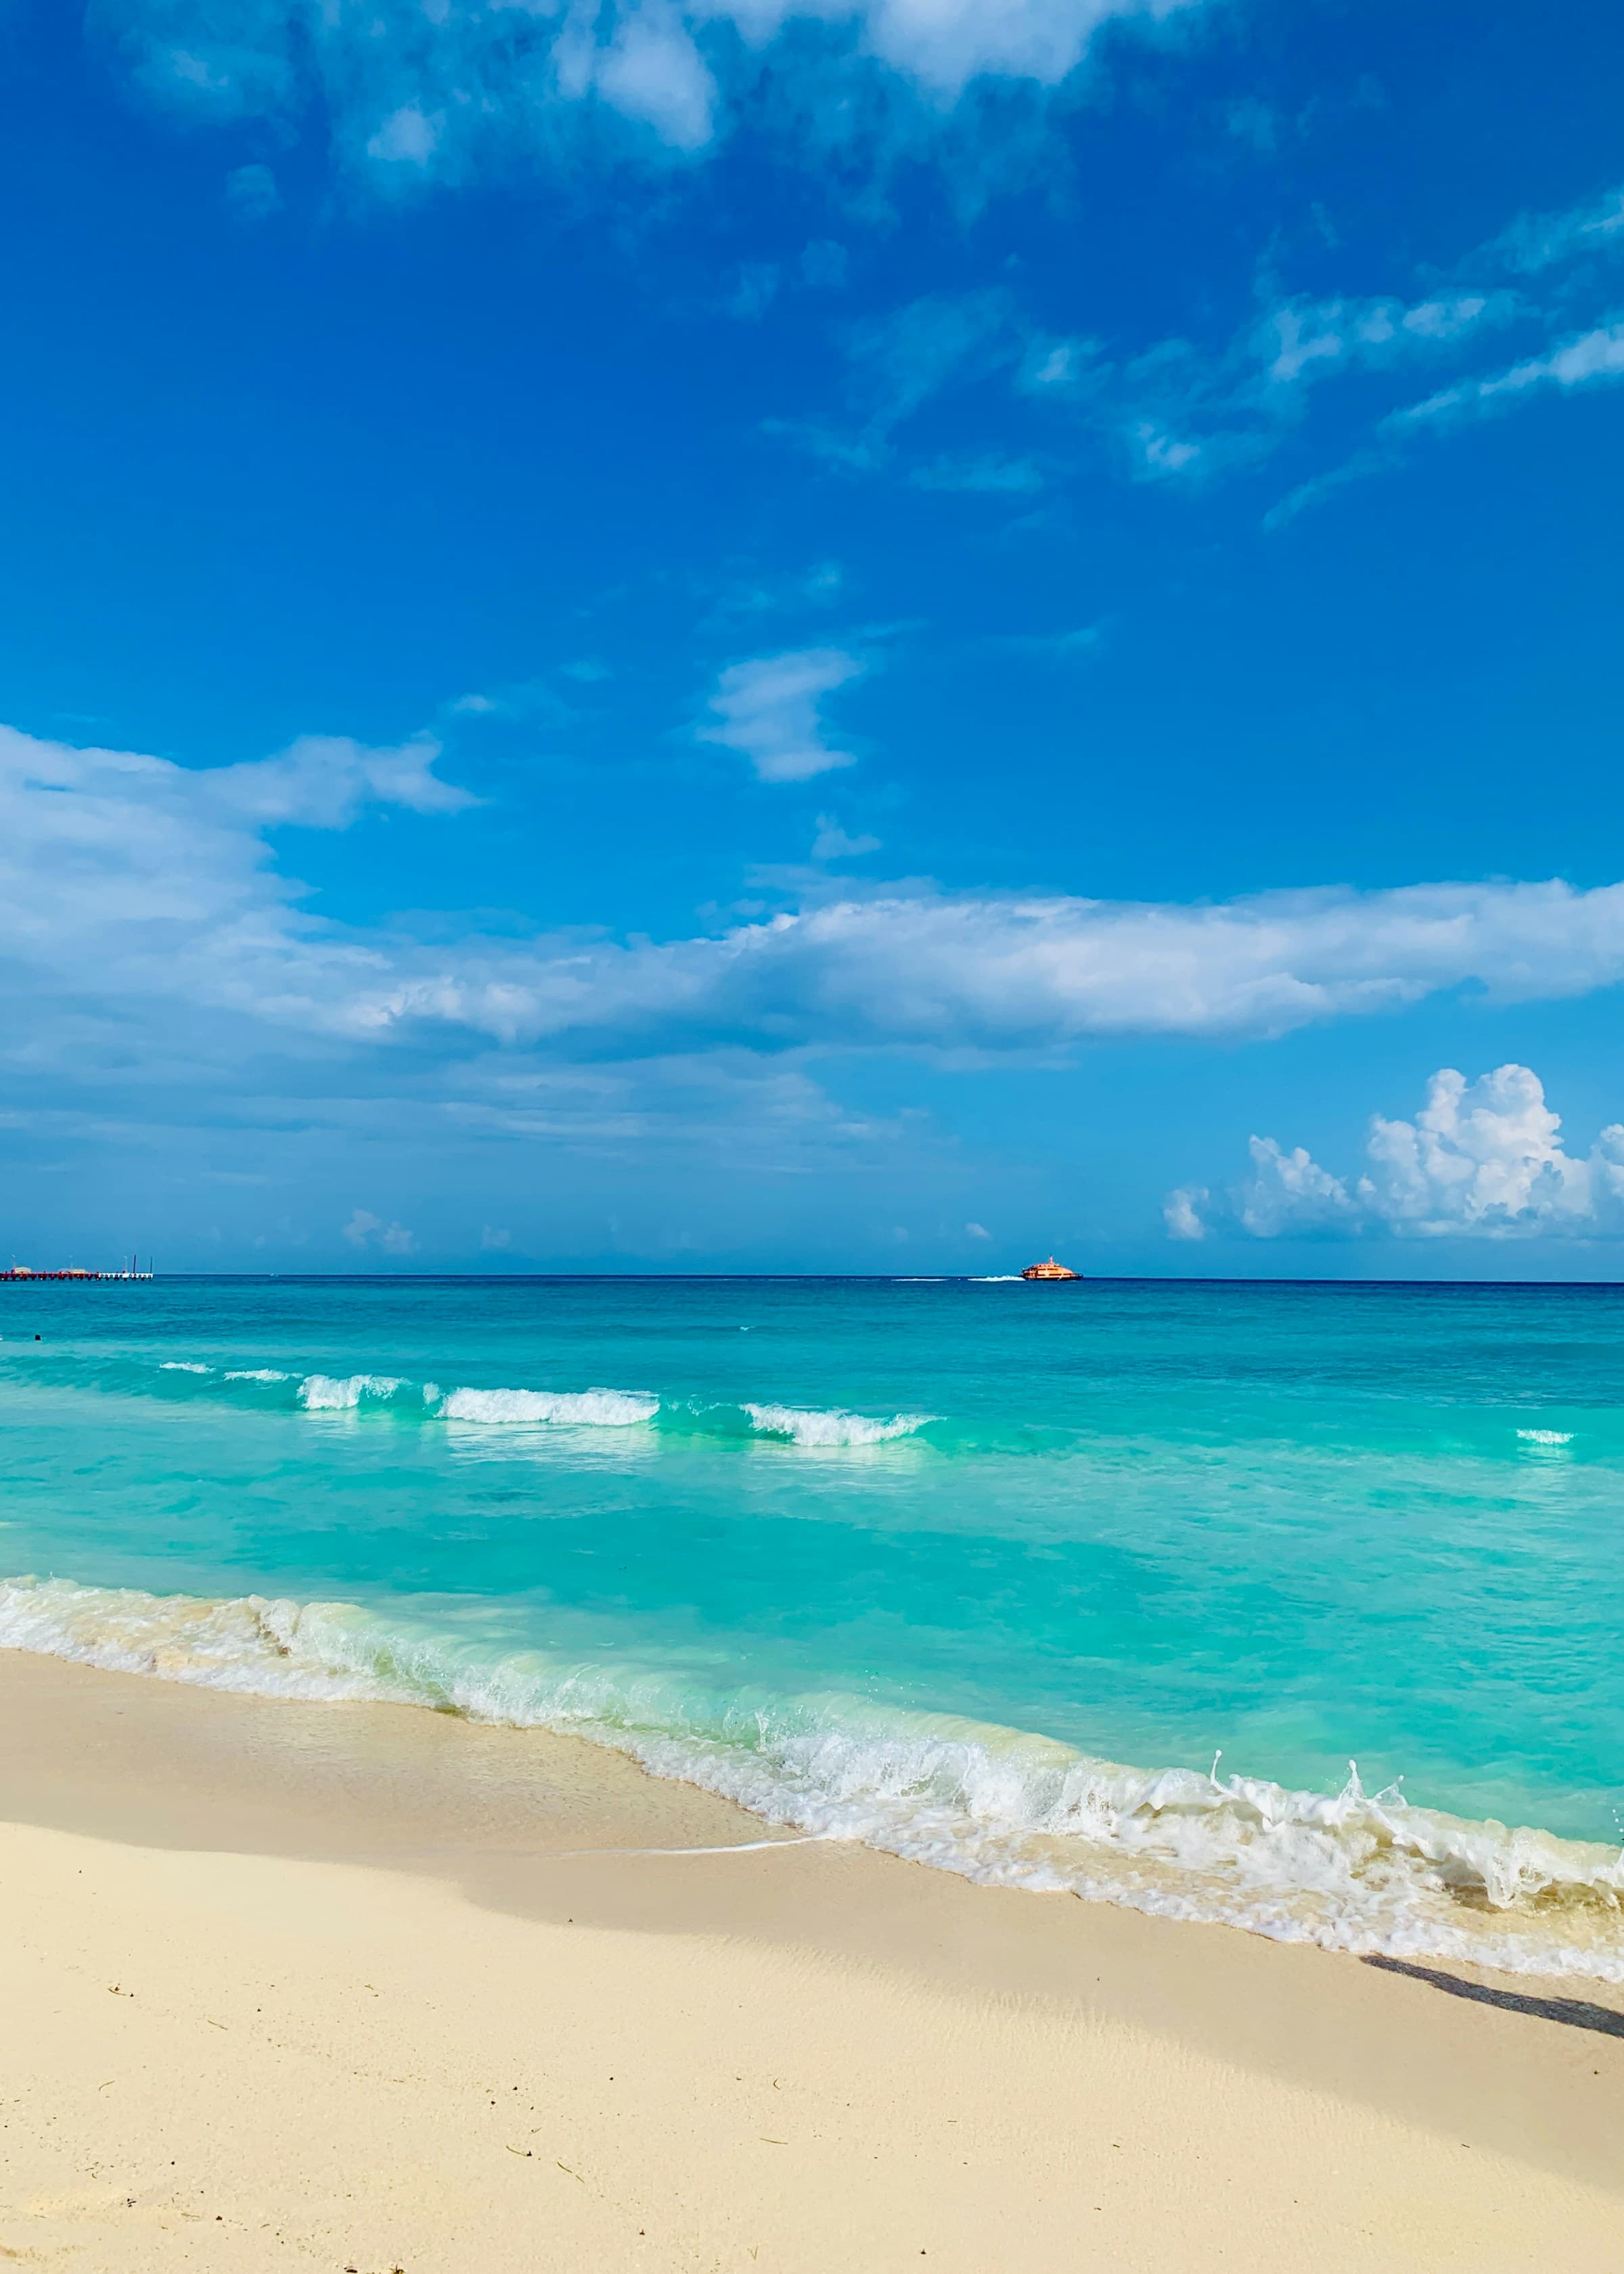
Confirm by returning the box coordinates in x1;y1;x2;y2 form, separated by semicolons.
1020;1256;1081;1281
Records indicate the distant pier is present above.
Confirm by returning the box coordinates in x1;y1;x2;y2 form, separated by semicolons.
1;1266;154;1282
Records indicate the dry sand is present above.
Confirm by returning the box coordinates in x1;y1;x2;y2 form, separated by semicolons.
1;1647;1621;2272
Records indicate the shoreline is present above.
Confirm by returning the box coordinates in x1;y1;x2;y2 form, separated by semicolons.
2;1648;1622;2269
7;1570;1623;1988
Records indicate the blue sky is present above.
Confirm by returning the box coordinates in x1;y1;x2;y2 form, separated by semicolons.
4;0;1624;1272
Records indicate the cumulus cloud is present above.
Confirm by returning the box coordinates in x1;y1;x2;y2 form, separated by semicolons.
700;648;864;781
1170;1066;1624;1242
102;0;1203;178
1162;1186;1208;1241
343;1208;418;1254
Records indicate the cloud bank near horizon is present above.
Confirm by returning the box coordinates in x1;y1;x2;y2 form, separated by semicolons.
1167;1065;1624;1242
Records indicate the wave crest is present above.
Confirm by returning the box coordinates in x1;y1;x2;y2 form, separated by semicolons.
435;1386;660;1428
296;1373;407;1411
742;1403;933;1447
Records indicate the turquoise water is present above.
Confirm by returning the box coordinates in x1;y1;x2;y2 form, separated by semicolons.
3;1274;1622;1978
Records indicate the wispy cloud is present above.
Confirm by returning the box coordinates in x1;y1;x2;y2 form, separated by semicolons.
992;624;1102;658
792;271;1525;499
1487;183;1624;275
1386;319;1624;433
811;815;881;860
1259;189;1624;519
911;451;1047;494
775;291;1027;473
779;175;1622;513
1169;1066;1624;1241
699;648;866;782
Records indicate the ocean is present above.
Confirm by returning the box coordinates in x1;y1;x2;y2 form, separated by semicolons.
2;1273;1621;1980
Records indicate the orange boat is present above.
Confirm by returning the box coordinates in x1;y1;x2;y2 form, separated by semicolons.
1020;1256;1081;1281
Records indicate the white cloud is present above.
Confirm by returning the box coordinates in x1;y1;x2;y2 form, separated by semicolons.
792;274;1514;500
17;721;1624;1090
796;291;1022;472
1110;288;1520;489
1231;1137;1357;1237
366;104;442;167
343;1208;418;1253
1162;1187;1207;1242
964;1219;991;1238
1389;321;1624;433
811;814;881;859
700;648;865;781
104;0;1202;173
591;5;717;150
1171;1066;1624;1242
1255;291;1517;394
207;731;476;827
1488;183;1624;275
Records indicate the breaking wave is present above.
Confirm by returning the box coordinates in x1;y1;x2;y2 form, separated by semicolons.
435;1386;660;1428
742;1403;934;1447
297;1373;407;1411
1;1350;939;1451
3;1572;1621;1986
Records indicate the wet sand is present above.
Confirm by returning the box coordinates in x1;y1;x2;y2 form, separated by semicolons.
1;1647;1621;2270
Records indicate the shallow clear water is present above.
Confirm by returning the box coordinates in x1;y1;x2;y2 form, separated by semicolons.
3;1275;1622;1977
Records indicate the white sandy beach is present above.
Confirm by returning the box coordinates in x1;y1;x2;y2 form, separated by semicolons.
1;1647;1621;2272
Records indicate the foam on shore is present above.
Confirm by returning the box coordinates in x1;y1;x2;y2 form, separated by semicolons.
3;1572;1620;1987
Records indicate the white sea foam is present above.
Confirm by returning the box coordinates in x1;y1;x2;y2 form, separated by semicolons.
971;1275;1025;1283
160;1361;212;1374
296;1373;405;1411
435;1386;659;1427
3;1572;1621;1986
1516;1428;1574;1445
743;1403;933;1447
225;1369;291;1383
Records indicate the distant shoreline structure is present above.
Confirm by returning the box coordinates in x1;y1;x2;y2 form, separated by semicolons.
3;1260;154;1282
